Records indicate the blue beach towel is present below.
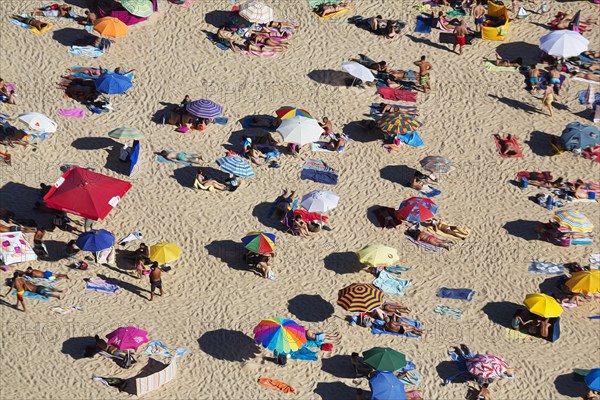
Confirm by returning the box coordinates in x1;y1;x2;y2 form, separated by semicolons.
13;289;50;300
68;46;104;58
415;16;433;33
371;318;422;339
421;187;441;197
289;346;318;361
214;116;228;125
145;340;189;358
399;131;424;147
384;265;411;274
301;159;338;185
437;287;475;301
373;269;411;296
208;35;231;51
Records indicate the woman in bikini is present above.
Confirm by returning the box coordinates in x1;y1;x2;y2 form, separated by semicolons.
542;86;555;116
384;314;423;336
494;134;518;156
406;228;454;250
316;3;349;17
194;168;226;191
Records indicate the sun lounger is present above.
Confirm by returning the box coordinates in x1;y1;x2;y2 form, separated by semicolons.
493;135;523;158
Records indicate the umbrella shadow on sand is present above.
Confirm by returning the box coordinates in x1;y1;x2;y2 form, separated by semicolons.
323;251;363;274
204;10;236;29
342;121;379;143
287;294;334;323
526;130;556;157
554;373;587;398
71;137;116;150
52;27;95;47
314;381;357;400
436;360;470;384
380;165;417;187
104;147;130;176
320;354;355;379
198;329;260;362
170;166;197;188
481;301;522;328
496;41;541;66
205;240;249;272
538;275;563;295
307;70;352;87
252;201;284;230
502;219;540;241
0;182;43;219
62;336;97;360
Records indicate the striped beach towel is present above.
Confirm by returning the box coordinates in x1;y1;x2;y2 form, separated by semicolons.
301;159;338;184
405;235;445;252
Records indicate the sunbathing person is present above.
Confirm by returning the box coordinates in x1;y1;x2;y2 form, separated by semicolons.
305;328;341;342
328;133;346;152
315;2;349;17
25;267;69;280
10;15;49;31
349;55;388;71
246;143;266;165
437;11;462;31
495;54;522;68
33;4;73;18
0;79;16;105
216;26;245;50
94;335;126;358
572;71;600;82
159;150;204;165
380;103;414;114
494;134;518;156
249;33;289;48
426;218;469;239
351;352;375;377
582;51;600;59
384;314;423;336
293;214;310;237
69;67;103;76
194;168;226;191
581;62;600;71
0;126;30;148
406;228;454;250
245;39;288;53
0;222;36;234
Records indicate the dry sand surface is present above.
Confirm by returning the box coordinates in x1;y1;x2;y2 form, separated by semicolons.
0;0;599;399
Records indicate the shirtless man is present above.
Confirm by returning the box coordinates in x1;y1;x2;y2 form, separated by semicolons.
473;1;487;32
25;267;69;280
414;56;433;93
529;65;540;92
10;15;49;31
4;272;27;312
549;67;562;94
319;117;333;134
453;21;468;55
149;262;163;301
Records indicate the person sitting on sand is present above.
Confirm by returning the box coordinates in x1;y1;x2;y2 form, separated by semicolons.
384;314;423;336
293;214;310;237
328;133;346;152
0;79;16;105
159;150;204;165
410;170;431;191
406;228;454;249
194;168;226;191
476;383;491;400
315;2;349;17
25;267;69;281
10;15;49;31
94;334;125;358
246;143;266;165
571;71;600;82
134;243;150;263
495;54;522;68
351;352;376;377
437;11;462;31
256;252;275;279
511;309;533;330
494;134;518;156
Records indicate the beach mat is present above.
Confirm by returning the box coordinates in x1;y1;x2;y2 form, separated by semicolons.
415;16;433;33
373;206;402;228
493;135;523;158
505;328;533;340
484;61;519;72
318;7;352;20
405;235;445;252
377;87;418;102
439;32;475;45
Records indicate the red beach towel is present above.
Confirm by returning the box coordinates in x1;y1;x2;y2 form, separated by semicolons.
377;87;418;102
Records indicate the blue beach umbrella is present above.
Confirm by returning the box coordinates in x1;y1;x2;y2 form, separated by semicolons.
128;140;140;176
369;371;406;400
586;369;600;391
216;156;254;177
95;72;133;95
186;99;223;118
76;229;115;251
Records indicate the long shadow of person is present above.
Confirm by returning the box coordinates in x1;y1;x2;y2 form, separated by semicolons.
96;274;147;299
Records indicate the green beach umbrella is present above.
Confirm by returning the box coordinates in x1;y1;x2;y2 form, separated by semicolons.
122;0;154;17
363;347;407;371
109;127;144;140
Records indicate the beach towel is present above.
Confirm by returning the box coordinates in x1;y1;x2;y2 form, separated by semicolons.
240;116;277;131
294;209;328;223
439;32;475;44
590;254;600;268
10;18;53;34
241;50;278;57
433;304;463;318
493;135;523;158
0;151;11;167
406;389;424;400
51;305;82;315
371;102;418;116
573;77;600;85
207;35;231;51
399;371;422;386
85;279;119;294
377;86;418;102
118;231;143;246
528;260;565;274
399;131;425;147
373;206;402;228
371;318;422;339
145;340;189;358
57;108;86;118
437;287;476;301
310;142;347;153
385;265;412;274
505;328;533;340
96;246;115;265
13;289;50;300
300;159;338;185
415;16;433;33
169;0;194;7
373;269;411;296
68;46;104;58
214;116;228;125
257;378;297;394
318;7;352;20
405;235;445;252
155;151;200;167
289;346;318;361
484;62;519;72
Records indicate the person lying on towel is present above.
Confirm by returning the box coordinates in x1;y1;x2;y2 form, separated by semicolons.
315;2;350;17
494;134;518;156
10;15;49;31
406;228;454;250
384;315;424;336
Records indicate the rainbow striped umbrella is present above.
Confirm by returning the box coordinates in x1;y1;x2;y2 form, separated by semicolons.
337;283;384;312
377;113;422;135
275;106;314;120
253;318;306;353
242;232;276;254
397;197;438;223
553;210;593;233
109;127;144;140
186;99;223;119
466;354;509;379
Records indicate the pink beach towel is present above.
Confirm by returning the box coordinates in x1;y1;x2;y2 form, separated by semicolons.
377;87;418;103
58;108;86;118
241;50;277;57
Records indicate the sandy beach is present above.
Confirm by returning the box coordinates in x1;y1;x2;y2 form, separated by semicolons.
0;0;599;399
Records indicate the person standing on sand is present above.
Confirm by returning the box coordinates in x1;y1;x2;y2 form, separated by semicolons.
542;86;555;116
473;1;486;32
453;21;468;55
4;271;27;312
149;262;163;301
414;56;433;93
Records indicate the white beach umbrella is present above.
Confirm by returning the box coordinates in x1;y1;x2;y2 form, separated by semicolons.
539;30;589;58
239;0;273;24
17;112;58;133
300;190;340;213
341;61;376;86
276;116;324;146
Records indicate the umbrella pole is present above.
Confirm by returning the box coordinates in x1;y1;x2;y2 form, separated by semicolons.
351;77;357;87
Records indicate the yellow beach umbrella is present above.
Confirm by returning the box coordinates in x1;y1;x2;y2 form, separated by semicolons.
566;270;600;294
523;293;563;318
356;245;399;267
149;242;182;263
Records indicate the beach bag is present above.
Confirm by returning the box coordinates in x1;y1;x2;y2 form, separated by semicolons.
275;353;287;366
119;352;136;369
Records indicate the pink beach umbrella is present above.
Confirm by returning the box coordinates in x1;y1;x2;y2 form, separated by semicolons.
106;326;149;351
